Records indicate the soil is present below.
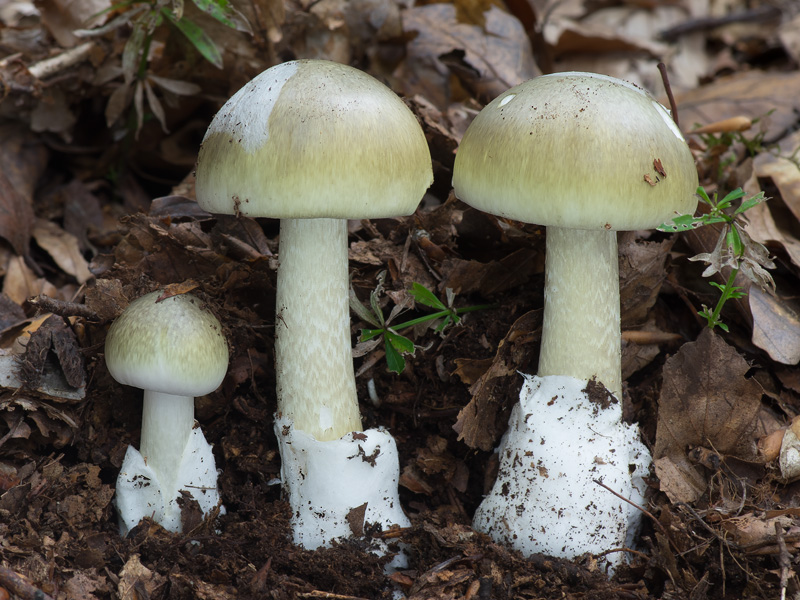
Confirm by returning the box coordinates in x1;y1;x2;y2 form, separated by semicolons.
3;1;800;599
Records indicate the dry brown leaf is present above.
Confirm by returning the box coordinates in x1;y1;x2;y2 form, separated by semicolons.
754;129;800;224
62;570;109;600
399;3;538;107
0;124;43;258
750;287;800;365
440;248;541;296
742;188;800;270
2;255;60;305
32;219;93;284
654;328;762;462
653;455;706;504
619;234;674;327
678;70;800;142
19;314;86;391
452;309;540;451
38;0;109;46
621;321;665;382
118;554;165;600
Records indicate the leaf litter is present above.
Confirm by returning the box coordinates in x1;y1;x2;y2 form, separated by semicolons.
5;0;800;598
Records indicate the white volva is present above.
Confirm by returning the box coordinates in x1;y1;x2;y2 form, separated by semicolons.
473;375;650;569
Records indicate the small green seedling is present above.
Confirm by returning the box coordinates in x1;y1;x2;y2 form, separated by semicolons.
351;276;492;374
658;186;775;332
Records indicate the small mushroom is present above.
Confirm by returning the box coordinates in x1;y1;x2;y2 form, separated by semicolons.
105;290;228;534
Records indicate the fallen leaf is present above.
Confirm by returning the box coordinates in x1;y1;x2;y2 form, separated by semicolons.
118;554;165;600
754;129;800;225
2;255;60;305
399;3;538;107
19;314;86;391
678;70;800;142
618;233;674;327
452;309;540;451
32;219;93;284
653;455;705;504
0;159;36;258
440;247;541;295
750;286;800;365
61;568;109;600
654;328;762;462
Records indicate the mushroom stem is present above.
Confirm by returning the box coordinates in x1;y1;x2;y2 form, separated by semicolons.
140;390;195;497
275;217;362;441
537;226;622;399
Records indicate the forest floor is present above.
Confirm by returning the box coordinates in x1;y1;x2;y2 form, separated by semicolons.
3;0;800;598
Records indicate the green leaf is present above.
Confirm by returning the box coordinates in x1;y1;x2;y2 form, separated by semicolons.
733;192;767;215
696;186;712;205
435;315;454;332
191;0;251;32
728;226;744;256
720;187;746;205
657;214;703;232
162;9;223;68
385;331;415;354
410;283;446;311
384;337;405;374
360;328;385;342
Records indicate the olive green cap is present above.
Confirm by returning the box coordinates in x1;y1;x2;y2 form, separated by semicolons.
195;60;433;219
105;291;229;397
452;72;698;230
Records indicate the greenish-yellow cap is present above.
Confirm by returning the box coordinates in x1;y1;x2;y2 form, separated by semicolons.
105;291;229;397
452;72;699;230
195;60;433;219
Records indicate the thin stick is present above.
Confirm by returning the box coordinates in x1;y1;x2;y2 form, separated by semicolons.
0;566;55;600
593;478;667;536
657;63;679;128
776;521;790;600
28;42;95;80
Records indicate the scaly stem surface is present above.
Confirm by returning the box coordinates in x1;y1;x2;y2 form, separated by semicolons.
275;218;362;441
537;226;622;399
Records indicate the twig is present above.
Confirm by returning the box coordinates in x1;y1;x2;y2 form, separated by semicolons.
28;42;95;81
593;478;667;537
28;294;100;320
657;63;679;128
297;592;370;600
776;521;790;600
659;6;781;41
0;566;55;600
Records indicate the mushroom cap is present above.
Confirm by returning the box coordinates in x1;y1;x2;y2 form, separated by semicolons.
452;72;699;230
195;60;433;219
105;291;229;397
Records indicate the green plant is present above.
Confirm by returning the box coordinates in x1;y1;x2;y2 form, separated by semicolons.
658;187;775;332
80;0;250;135
351;275;493;374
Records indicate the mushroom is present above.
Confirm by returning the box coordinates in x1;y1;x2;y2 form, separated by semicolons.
105;290;229;534
452;72;698;567
194;60;432;549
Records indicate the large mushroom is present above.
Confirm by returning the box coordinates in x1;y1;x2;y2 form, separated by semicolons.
105;290;229;534
452;72;698;567
194;60;432;550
